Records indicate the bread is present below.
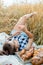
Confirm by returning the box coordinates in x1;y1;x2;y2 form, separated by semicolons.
21;54;27;61
31;48;43;65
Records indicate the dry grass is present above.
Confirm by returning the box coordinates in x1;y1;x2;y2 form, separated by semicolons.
0;4;43;45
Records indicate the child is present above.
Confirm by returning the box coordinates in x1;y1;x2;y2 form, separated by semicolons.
3;12;37;55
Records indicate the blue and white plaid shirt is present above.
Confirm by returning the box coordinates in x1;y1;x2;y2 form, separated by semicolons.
10;30;29;51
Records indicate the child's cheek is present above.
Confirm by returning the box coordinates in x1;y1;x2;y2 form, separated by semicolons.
16;48;18;52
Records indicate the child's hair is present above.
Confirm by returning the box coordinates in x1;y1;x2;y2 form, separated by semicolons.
3;43;16;55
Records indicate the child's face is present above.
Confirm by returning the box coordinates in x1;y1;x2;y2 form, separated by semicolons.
13;40;19;51
4;40;19;52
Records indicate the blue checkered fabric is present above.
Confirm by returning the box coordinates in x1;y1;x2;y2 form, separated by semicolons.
11;30;29;51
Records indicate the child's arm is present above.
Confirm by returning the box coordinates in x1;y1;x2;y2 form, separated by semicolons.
26;38;33;50
25;29;34;38
24;29;34;50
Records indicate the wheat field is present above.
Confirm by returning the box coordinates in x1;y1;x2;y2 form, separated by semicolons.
0;4;43;45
